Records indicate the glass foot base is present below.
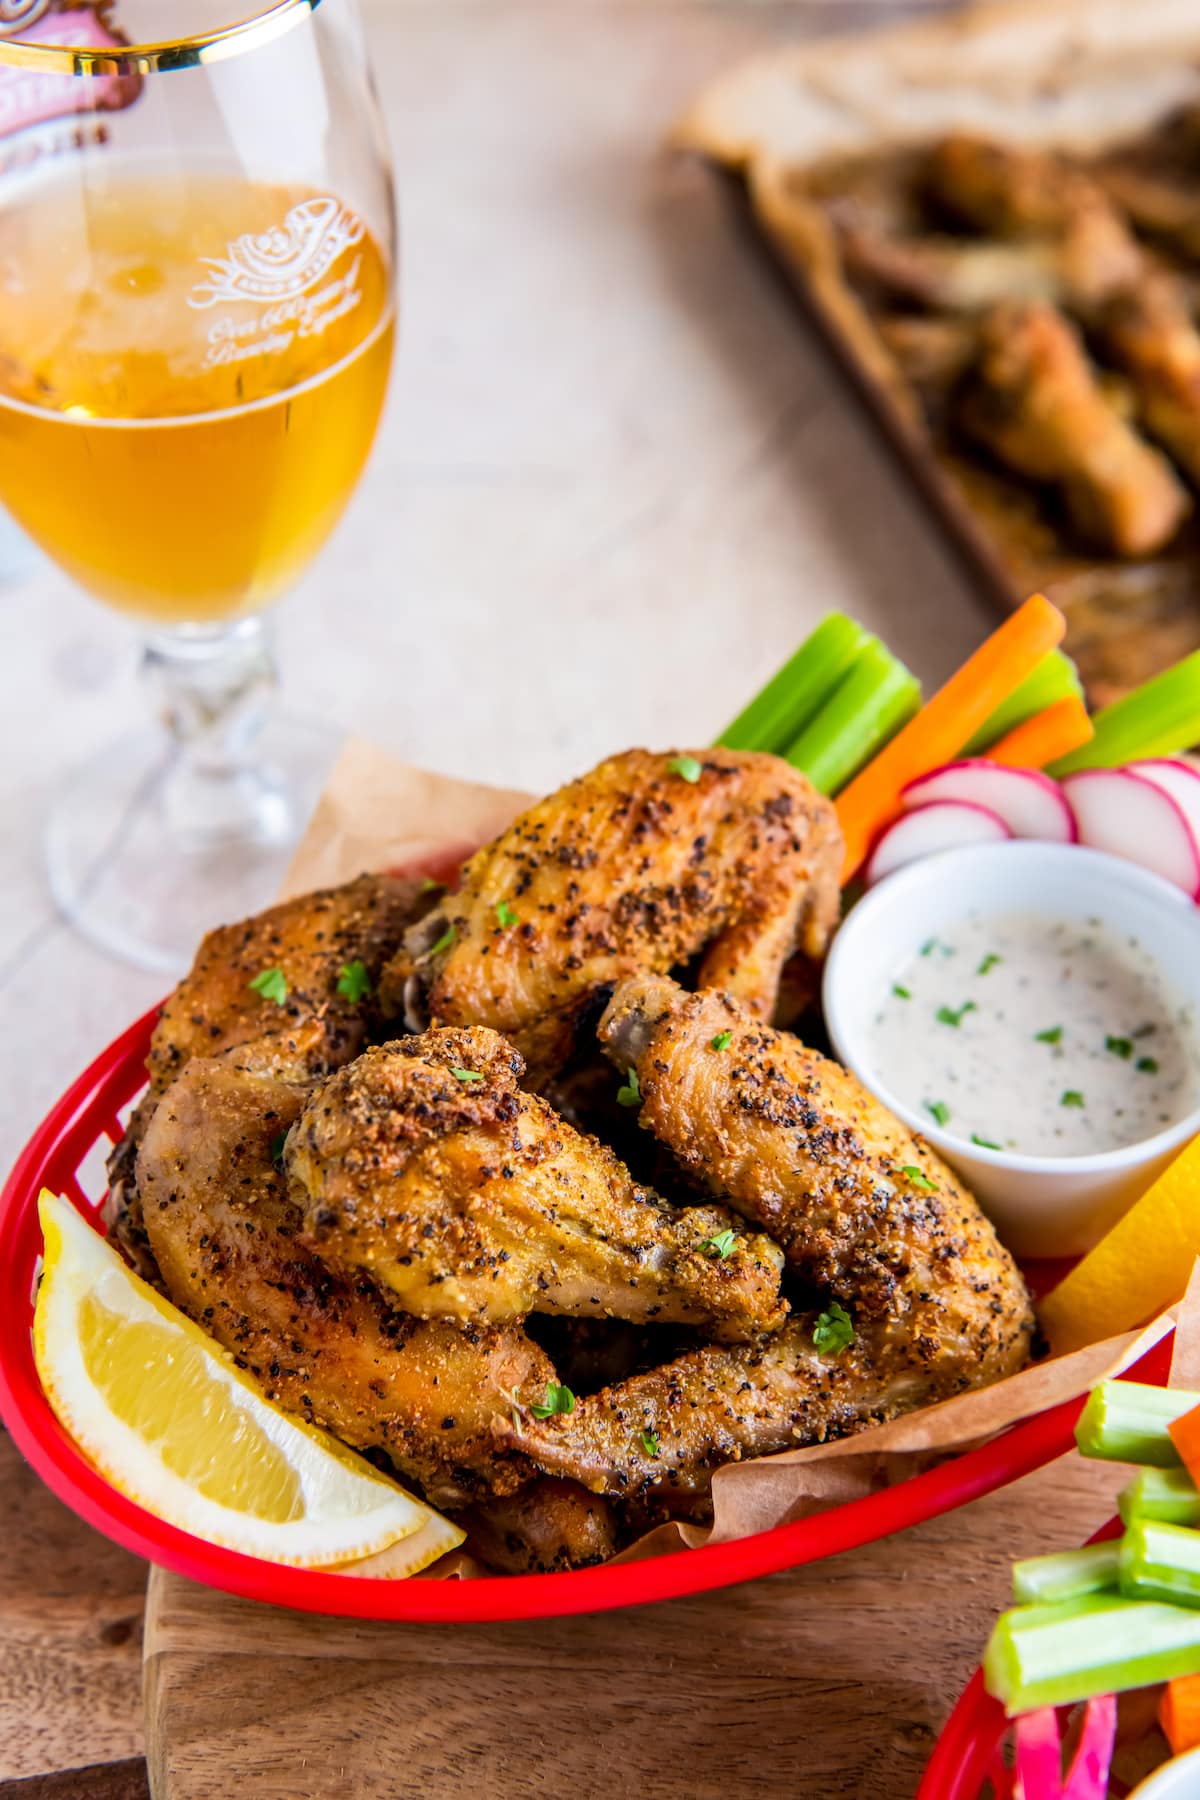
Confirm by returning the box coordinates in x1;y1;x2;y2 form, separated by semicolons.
45;715;344;976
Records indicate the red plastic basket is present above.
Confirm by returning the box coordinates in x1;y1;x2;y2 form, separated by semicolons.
0;1008;1175;1622
918;1514;1140;1799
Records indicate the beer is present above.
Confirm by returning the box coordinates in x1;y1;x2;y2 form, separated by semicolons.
0;167;394;621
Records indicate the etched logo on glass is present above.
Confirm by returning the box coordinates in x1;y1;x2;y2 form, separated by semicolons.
188;197;365;309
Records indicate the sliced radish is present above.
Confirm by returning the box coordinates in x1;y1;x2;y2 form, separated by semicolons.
901;759;1075;842
864;800;1012;886
1062;768;1200;897
1128;758;1200;844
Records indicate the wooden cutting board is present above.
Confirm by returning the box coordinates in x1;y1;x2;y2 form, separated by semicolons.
142;1453;1158;1800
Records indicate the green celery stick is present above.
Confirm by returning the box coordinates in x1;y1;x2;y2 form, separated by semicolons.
1074;1382;1196;1467
1121;1518;1200;1608
1120;1466;1200;1528
984;1591;1200;1714
717;613;868;754
784;638;921;796
963;650;1083;756
1013;1542;1120;1605
1050;648;1200;775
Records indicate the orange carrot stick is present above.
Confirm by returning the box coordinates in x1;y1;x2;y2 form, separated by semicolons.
1160;1672;1200;1754
1169;1403;1200;1492
835;594;1067;881
986;696;1094;769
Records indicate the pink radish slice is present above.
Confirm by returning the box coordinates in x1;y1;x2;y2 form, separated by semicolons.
863;800;1012;887
1062;768;1200;897
901;759;1075;842
1128;758;1200;843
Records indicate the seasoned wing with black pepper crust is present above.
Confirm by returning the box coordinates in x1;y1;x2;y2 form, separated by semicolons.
136;1053;550;1508
106;871;431;1282
288;1026;786;1341
380;749;842;1086
508;974;1033;1499
598;974;1034;1379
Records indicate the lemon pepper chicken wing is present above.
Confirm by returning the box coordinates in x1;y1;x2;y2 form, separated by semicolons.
107;871;431;1277
287;1026;785;1341
135;1052;555;1508
509;975;1032;1499
381;749;842;1086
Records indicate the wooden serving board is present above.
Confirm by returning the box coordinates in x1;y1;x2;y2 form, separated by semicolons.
143;1454;1156;1800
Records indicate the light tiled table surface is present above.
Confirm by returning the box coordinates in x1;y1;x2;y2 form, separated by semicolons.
0;3;1015;1791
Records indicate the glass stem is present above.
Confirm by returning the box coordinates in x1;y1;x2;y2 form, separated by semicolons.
141;616;292;848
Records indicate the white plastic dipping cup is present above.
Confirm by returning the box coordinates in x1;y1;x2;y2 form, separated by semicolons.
823;842;1200;1259
1129;1746;1200;1799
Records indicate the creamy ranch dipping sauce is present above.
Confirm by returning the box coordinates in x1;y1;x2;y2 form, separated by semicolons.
869;910;1200;1157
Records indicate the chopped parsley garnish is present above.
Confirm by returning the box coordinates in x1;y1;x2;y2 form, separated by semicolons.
892;983;912;1000
640;1429;660;1457
667;754;702;783
936;1001;977;1028
977;953;1002;976
249;967;288;1005
698;1227;737;1260
812;1302;854;1355
418;875;441;894
709;1030;732;1051
926;1099;951;1127
495;899;517;928
1035;1025;1063;1045
971;1134;1003;1150
529;1382;575;1419
428;923;456;957
1061;1089;1085;1108
1137;1056;1160;1075
336;960;371;1003
921;938;939;957
450;1066;485;1084
1105;1035;1134;1060
616;1067;642;1108
899;1165;935;1191
270;1130;289;1168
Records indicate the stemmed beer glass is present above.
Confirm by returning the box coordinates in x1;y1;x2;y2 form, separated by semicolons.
0;0;397;970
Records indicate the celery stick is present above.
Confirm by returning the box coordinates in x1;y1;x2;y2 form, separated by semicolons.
717;614;868;754
785;638;921;796
1074;1382;1196;1467
1013;1542;1120;1606
1120;1466;1200;1528
1121;1518;1200;1608
963;650;1083;756
984;1591;1200;1714
1049;649;1200;776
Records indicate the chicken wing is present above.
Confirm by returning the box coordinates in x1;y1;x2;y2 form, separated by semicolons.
599;974;1033;1377
960;301;1189;557
929;132;1200;492
136;1052;552;1507
107;871;431;1283
380;748;842;1085
287;1026;786;1341
510;975;1033;1499
455;1478;617;1574
508;1316;922;1502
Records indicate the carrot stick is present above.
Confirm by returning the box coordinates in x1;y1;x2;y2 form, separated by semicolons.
1161;1672;1200;1754
1169;1403;1200;1492
986;696;1094;769
835;594;1067;881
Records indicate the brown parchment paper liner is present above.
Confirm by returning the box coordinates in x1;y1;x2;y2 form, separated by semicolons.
289;737;1186;1580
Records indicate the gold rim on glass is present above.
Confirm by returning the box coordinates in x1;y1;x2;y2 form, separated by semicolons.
0;0;322;75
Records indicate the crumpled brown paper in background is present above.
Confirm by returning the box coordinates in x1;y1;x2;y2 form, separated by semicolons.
292;737;1184;1579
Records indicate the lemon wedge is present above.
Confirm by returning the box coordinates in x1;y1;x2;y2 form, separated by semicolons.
1039;1136;1200;1355
34;1191;464;1571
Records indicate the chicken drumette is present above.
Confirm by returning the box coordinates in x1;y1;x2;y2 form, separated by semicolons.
509;975;1033;1499
287;1026;785;1341
381;748;842;1085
